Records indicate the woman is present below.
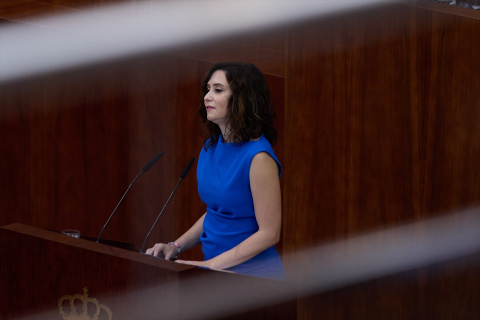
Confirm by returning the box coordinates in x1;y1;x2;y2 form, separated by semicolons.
146;62;285;280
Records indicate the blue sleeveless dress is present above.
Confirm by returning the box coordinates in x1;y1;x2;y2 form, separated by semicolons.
197;134;286;281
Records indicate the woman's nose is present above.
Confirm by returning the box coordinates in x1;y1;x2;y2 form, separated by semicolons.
204;92;212;101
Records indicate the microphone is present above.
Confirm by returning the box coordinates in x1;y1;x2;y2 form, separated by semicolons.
96;152;165;243
139;157;195;253
142;152;165;172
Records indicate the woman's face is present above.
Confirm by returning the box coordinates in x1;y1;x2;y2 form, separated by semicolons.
204;70;231;133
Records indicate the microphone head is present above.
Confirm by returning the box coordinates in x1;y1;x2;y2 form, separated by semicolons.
180;157;195;179
142;152;164;172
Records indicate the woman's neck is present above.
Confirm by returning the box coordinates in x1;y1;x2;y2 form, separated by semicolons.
220;124;231;143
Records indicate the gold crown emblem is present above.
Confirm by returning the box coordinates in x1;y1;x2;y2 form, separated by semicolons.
58;287;112;320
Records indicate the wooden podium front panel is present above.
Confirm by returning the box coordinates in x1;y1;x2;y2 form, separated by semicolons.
0;224;188;319
0;224;297;320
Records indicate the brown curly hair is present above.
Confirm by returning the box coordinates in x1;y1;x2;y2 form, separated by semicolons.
198;62;277;149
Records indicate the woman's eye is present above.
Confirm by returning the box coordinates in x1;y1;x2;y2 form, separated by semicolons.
215;89;223;93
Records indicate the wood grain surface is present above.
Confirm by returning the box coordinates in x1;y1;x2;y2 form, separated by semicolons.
1;1;480;319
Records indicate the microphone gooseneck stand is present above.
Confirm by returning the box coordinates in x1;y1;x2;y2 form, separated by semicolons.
139;157;195;254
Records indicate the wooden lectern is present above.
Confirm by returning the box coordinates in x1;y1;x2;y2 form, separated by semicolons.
0;223;296;320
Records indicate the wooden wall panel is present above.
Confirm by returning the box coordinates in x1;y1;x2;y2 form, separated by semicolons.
1;64;139;243
296;253;480;320
419;8;480;214
284;4;415;252
284;0;480;255
284;2;480;319
0;58;196;250
0;0;74;22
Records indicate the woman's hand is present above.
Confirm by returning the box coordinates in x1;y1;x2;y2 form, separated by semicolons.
145;243;179;260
